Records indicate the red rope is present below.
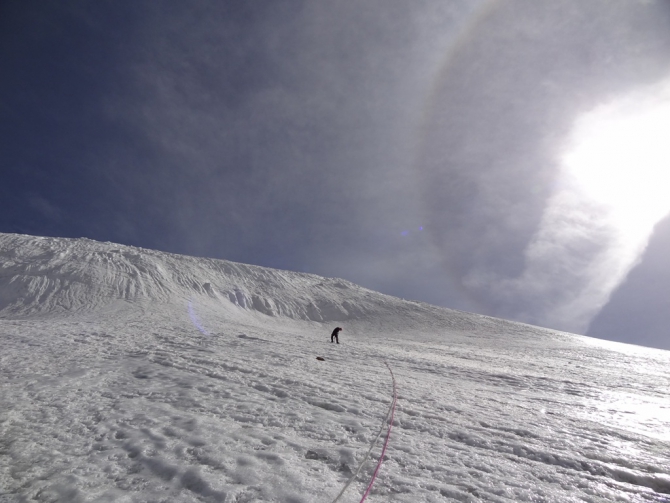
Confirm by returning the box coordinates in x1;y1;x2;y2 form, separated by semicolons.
359;361;397;502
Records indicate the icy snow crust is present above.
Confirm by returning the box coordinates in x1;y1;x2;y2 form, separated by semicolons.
1;233;669;502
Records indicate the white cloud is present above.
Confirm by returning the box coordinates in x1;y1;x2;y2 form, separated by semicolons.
472;78;670;333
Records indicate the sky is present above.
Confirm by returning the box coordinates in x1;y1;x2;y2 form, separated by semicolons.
2;0;670;350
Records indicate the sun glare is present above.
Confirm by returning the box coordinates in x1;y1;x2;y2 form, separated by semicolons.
562;84;670;239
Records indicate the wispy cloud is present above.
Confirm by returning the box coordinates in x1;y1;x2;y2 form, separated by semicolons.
498;79;670;333
416;0;670;333
101;1;476;264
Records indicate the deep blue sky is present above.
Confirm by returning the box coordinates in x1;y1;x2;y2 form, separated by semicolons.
2;0;670;350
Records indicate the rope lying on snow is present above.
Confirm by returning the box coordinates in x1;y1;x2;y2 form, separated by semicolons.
359;361;397;502
331;360;398;503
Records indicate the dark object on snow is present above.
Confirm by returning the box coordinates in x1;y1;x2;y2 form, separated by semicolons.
331;327;342;344
316;356;325;361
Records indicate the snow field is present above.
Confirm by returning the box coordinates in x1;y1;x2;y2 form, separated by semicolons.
1;233;670;502
1;312;399;502
3;306;669;502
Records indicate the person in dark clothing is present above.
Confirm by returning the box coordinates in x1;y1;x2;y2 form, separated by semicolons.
331;327;342;344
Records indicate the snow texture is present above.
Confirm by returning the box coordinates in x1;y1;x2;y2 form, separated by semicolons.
1;232;669;502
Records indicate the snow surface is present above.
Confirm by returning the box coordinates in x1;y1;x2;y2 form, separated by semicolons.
1;232;669;503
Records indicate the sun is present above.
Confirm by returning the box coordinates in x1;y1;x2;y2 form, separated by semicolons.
561;82;670;241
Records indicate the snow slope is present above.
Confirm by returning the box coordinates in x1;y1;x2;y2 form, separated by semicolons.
1;232;669;502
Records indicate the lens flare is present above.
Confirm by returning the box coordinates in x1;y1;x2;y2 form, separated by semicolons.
188;298;210;335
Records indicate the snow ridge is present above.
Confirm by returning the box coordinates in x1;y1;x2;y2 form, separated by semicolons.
0;232;530;337
0;233;382;320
